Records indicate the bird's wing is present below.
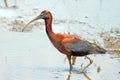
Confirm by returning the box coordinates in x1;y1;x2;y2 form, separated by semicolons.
64;40;93;56
61;35;80;44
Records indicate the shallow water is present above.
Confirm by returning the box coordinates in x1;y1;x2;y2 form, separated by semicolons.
0;29;120;80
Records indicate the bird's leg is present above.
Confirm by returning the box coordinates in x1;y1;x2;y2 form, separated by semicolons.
64;56;76;66
71;56;76;65
81;56;93;73
67;55;72;74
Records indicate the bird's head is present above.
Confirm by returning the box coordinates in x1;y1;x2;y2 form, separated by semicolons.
22;10;52;31
35;10;52;20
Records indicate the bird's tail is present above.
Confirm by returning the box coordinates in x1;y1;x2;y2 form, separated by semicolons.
92;44;106;54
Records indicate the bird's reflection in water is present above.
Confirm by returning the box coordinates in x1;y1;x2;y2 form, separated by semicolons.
66;72;91;80
66;74;71;80
82;72;91;80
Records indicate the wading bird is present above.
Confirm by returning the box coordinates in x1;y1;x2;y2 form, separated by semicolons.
22;10;106;73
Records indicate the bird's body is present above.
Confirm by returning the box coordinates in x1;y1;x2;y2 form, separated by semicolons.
46;32;80;55
23;10;106;73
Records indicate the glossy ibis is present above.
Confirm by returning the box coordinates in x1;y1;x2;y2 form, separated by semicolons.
22;10;106;73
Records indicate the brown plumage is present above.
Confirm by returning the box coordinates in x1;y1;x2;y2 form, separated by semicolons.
22;10;106;73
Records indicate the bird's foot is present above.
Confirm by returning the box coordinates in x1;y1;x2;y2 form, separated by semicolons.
75;70;86;74
79;69;87;73
69;66;73;74
76;69;90;74
79;56;93;73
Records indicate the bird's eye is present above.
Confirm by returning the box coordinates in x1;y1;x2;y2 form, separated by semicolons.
40;11;46;16
40;12;44;16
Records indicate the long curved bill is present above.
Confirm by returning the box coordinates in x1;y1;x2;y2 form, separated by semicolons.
22;15;41;32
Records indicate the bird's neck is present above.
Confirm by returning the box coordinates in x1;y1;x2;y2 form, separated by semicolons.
45;18;54;39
